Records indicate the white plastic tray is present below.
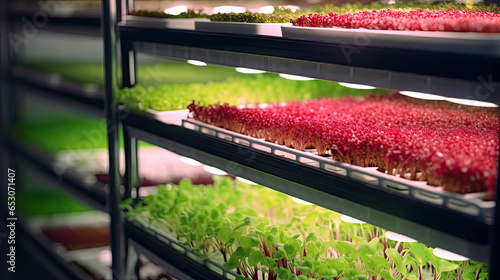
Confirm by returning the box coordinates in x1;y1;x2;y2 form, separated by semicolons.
196;21;292;36
182;118;495;224
125;15;210;30
281;25;500;56
144;109;189;126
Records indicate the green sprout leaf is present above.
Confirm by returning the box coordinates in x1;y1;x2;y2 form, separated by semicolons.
239;236;251;249
303;212;319;226
217;226;232;244
436;259;459;272
386;248;406;276
336;241;357;256
248;250;264;267
357;243;377;256
379;270;395;280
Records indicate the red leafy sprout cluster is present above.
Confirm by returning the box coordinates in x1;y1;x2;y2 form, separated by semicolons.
188;93;499;198
291;9;500;33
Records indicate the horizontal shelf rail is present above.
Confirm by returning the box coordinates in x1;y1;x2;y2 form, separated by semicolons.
17;217;92;279
8;139;108;212
11;67;104;117
119;24;500;104
8;6;101;37
125;219;238;280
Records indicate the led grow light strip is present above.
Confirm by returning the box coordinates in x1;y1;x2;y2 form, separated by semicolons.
187;60;207;66
279;73;315;81
399;91;445;101
433;248;469;261
164;6;188;15
292;197;314;205
340;215;366;224
385;231;417;242
235;67;266;74
445;97;498;107
212;6;246;14
338;82;375;90
180;157;202;166
203;166;227;175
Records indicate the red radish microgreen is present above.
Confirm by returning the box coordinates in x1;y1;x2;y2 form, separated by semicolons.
189;94;499;198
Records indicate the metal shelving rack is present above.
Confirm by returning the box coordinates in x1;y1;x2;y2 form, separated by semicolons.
8;139;108;212
112;3;500;280
10;66;104;117
1;0;499;279
1;1;106;279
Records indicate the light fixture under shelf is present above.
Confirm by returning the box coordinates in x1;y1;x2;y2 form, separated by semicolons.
292;197;314;205
163;5;188;15
384;231;417;243
235;67;266;74
187;60;207;66
433;248;469;261
445;97;498;108
338;82;376;90
180;157;202;166
203;166;227;175
340;215;366;224
252;6;274;14
212;6;246;14
399;91;445;101
279;73;315;81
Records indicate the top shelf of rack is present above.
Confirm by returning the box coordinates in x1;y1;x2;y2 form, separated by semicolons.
8;3;101;37
118;23;500;103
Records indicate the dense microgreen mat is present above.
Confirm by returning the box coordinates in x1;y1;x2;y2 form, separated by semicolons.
17;186;95;216
122;176;488;280
117;73;385;111
130;2;499;23
10;116;112;153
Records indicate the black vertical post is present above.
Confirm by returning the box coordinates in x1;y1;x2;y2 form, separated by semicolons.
123;125;139;201
120;0;139;276
121;40;136;88
490;139;500;280
123;124;139;278
102;0;125;279
0;0;12;278
121;0;136;88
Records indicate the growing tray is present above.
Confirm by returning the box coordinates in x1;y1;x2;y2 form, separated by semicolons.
144;109;188;126
182;118;495;224
124;15;210;30
196;21;292;36
129;219;240;280
281;25;500;56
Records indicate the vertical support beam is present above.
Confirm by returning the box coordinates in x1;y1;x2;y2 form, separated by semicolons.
490;147;500;280
0;1;12;279
102;0;125;279
122;0;134;22
121;40;136;88
123;125;139;201
123;124;139;278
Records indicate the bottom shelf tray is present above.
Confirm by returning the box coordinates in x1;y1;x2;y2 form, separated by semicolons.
18;218;93;280
9;140;108;212
125;219;239;280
